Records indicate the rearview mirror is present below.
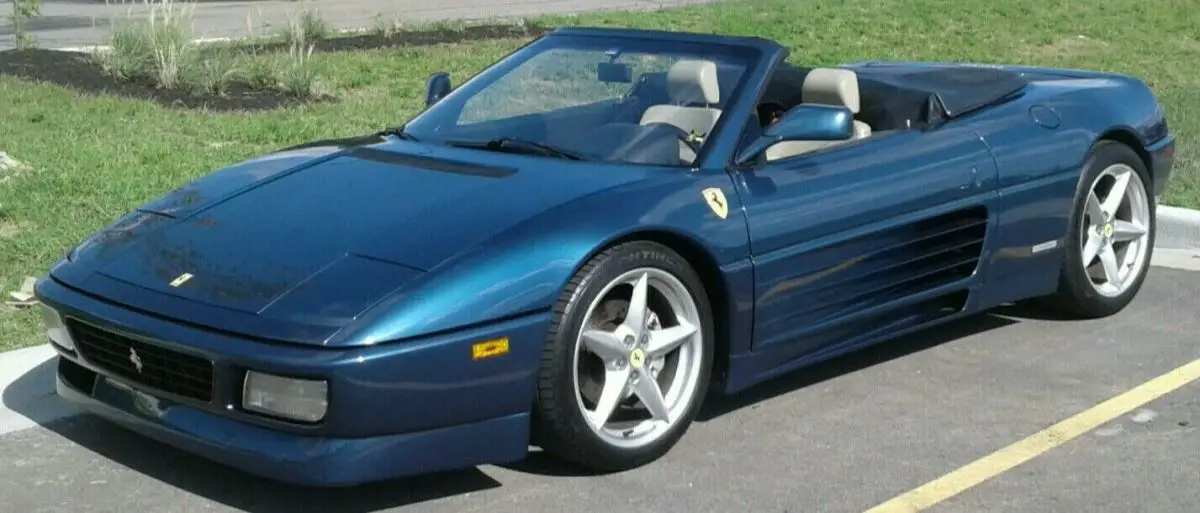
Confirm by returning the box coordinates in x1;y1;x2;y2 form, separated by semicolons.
736;104;854;166
425;72;452;107
597;61;633;83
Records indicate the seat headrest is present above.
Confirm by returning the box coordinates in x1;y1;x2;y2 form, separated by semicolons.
802;67;861;114
665;59;720;105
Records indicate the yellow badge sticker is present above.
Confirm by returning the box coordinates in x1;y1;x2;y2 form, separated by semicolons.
701;187;728;219
1103;223;1114;237
629;348;645;369
472;337;510;360
169;272;194;287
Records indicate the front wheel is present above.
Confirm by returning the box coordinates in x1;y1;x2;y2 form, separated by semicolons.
1048;141;1156;318
532;241;714;471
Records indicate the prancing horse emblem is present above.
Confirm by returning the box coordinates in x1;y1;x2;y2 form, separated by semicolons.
129;348;144;373
701;187;728;219
629;348;646;369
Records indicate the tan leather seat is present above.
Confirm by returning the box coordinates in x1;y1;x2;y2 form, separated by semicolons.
639;59;723;163
765;67;872;162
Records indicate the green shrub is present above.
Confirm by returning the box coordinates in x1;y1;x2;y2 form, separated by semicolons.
90;0;331;98
370;13;404;38
278;41;318;99
94;0;196;89
277;8;331;46
187;45;242;95
94;19;154;80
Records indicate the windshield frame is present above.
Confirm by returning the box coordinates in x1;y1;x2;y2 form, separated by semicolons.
401;30;775;169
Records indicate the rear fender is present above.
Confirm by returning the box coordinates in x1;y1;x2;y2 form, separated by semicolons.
967;70;1165;308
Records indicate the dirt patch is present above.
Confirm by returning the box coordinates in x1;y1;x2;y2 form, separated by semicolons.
0;48;300;112
1178;37;1200;55
0;220;33;239
1029;35;1109;59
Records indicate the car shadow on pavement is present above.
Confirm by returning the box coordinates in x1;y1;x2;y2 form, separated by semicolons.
2;358;502;512
989;300;1081;322
695;312;1019;422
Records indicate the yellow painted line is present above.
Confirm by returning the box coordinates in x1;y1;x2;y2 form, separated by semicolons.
864;357;1200;513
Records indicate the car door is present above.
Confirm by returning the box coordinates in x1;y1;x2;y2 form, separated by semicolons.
734;123;999;363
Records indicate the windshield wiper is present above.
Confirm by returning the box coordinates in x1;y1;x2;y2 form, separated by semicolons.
377;125;420;142
445;137;584;160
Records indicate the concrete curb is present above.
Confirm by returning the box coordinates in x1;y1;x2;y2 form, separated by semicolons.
54;27;374;53
1157;205;1200;250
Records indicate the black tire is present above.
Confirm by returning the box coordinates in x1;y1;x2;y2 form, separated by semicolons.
1047;140;1156;318
531;240;714;471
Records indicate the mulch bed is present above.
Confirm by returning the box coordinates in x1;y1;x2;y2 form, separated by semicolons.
0;48;296;112
0;23;549;112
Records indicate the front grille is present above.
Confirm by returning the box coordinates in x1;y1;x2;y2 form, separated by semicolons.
66;319;215;403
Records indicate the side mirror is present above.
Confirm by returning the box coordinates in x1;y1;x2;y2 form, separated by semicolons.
736;104;855;166
425;71;452;107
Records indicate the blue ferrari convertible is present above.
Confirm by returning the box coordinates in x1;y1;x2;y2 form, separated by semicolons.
36;26;1175;486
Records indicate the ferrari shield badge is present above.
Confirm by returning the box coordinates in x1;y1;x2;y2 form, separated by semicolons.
701;187;728;219
169;272;194;287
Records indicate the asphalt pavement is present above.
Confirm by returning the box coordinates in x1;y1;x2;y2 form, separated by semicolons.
0;0;719;51
0;253;1197;513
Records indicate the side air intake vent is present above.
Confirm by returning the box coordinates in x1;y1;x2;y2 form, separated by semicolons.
788;206;987;327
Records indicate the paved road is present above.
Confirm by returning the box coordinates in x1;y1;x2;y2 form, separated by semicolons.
0;253;1197;512
0;0;719;51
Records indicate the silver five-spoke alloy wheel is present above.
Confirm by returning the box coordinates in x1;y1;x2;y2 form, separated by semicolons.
1079;163;1152;297
572;268;704;449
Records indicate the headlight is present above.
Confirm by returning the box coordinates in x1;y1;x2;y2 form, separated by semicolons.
40;304;75;351
242;371;328;422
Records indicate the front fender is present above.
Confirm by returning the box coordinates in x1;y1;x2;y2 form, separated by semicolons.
329;172;749;346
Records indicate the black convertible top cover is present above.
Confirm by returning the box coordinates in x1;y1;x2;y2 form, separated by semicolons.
761;63;1029;130
854;65;1029;119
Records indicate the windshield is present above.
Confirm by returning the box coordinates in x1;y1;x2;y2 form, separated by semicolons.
403;34;759;166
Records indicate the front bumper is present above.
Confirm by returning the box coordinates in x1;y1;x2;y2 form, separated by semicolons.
56;357;528;486
37;276;549;486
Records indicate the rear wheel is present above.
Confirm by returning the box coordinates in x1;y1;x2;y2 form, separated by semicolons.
532;241;714;471
1049;141;1155;317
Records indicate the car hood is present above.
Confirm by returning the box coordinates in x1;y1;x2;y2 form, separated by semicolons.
53;140;640;344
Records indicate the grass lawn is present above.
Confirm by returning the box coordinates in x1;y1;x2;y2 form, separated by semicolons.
1;0;1196;351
